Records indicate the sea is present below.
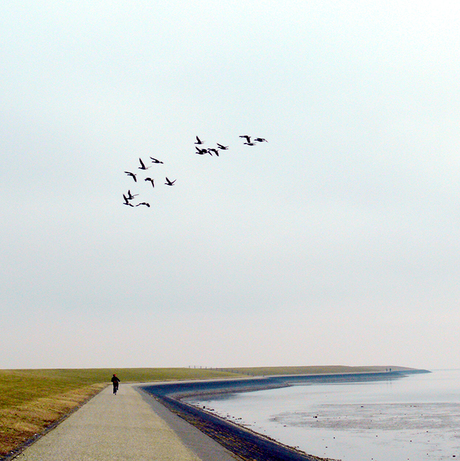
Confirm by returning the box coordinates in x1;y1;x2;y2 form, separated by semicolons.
185;369;460;461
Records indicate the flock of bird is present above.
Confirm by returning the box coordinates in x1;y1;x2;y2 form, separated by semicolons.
193;135;267;157
122;134;267;208
122;156;174;208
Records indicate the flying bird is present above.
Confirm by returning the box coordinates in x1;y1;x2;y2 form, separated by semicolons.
125;171;137;182
216;143;229;150
254;137;268;143
127;190;138;200
145;177;155;188
195;146;208;155
150;157;164;164
138;158;150;170
123;195;134;206
207;148;219;156
136;202;150;207
195;136;205;145
239;135;251;143
165;177;176;186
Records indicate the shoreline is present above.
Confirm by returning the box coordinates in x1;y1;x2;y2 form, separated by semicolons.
142;368;428;400
141;369;429;461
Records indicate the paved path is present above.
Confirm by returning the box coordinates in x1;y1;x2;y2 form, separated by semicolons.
14;384;236;461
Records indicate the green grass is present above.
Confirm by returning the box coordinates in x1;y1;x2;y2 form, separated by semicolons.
0;368;243;410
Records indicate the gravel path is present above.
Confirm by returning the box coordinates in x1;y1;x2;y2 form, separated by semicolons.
13;384;236;461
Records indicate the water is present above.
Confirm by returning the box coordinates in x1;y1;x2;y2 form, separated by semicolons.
185;370;460;461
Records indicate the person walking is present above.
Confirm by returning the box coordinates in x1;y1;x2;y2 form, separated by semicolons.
111;374;120;395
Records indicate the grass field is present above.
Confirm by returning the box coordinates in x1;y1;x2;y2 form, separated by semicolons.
0;365;396;457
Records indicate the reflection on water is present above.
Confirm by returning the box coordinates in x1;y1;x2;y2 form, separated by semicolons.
186;370;460;461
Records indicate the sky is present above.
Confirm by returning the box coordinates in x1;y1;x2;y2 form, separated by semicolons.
1;1;460;370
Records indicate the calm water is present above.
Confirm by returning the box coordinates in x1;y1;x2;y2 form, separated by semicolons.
186;370;460;461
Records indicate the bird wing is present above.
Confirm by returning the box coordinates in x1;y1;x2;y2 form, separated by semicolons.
125;171;137;181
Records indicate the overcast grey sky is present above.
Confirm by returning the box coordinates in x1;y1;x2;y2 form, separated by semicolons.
2;1;460;370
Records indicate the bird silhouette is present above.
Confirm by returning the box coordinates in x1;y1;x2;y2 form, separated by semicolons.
195;136;204;145
165;177;176;186
254;137;268;143
138;158;150;170
239;135;251;143
145;177;154;188
150;157;164;164
195;146;208;155
207;148;219;156
136;202;150;207
127;190;138;200
216;143;229;150
123;195;134;206
125;171;137;182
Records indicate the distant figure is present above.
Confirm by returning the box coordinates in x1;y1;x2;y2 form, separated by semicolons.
111;374;120;395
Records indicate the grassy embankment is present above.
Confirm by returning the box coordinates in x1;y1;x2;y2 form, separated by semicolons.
0;365;396;457
225;365;402;376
